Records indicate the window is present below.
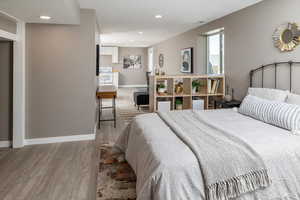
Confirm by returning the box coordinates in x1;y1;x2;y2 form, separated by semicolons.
148;47;154;73
206;30;224;74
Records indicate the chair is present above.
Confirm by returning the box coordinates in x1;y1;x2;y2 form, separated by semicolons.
133;72;150;110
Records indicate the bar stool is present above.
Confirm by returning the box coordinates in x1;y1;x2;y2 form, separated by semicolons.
97;86;117;129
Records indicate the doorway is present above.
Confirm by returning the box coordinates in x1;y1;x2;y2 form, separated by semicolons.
0;40;13;147
0;13;26;148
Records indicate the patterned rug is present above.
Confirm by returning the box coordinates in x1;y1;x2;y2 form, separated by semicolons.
96;107;147;200
118;107;149;125
97;145;137;200
97;88;150;200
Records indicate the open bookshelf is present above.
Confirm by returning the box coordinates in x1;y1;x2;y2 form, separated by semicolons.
149;75;225;112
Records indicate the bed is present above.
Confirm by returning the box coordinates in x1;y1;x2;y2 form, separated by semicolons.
115;62;300;200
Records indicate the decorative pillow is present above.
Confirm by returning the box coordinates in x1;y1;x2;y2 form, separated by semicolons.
286;93;300;106
239;95;300;134
248;88;289;102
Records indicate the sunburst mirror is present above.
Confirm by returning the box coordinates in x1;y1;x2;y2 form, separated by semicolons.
273;23;300;52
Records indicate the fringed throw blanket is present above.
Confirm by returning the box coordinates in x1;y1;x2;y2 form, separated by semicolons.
157;111;271;200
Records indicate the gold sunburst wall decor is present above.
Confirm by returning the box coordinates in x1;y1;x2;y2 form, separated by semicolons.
273;23;300;52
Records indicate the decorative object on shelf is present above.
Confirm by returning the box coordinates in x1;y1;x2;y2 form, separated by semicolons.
123;55;142;69
224;94;232;102
273;23;300;52
155;66;160;75
192;80;201;93
174;82;184;94
157;83;167;94
175;99;183;110
224;84;232;102
180;48;193;73
154;66;165;76
159;54;164;68
192;80;205;93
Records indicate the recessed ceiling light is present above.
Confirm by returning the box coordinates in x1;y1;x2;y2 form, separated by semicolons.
155;15;163;19
40;15;51;20
138;32;143;34
130;40;135;42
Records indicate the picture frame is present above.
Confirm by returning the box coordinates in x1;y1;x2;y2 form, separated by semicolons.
180;48;193;73
123;55;142;69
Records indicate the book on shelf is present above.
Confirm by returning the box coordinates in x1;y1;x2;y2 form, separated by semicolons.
207;79;212;94
215;79;220;93
208;79;221;94
211;80;217;94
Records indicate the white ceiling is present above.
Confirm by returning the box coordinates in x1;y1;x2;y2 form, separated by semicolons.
0;0;262;47
0;0;80;24
79;0;263;47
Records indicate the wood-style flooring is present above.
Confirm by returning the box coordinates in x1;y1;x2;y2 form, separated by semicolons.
0;88;141;200
96;88;145;146
0;140;97;200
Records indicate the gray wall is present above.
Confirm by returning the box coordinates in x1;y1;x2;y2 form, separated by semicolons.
100;47;148;86
153;0;300;100
26;9;97;139
0;13;16;34
0;41;13;141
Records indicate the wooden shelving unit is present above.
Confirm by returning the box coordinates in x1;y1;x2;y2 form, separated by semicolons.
149;74;225;112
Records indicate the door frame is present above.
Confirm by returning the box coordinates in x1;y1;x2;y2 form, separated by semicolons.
0;11;26;148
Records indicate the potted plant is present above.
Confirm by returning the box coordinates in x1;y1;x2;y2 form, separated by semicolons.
157;83;166;94
175;98;183;110
192;80;201;94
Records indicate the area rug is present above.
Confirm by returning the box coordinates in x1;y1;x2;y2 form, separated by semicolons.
97;145;137;200
97;88;150;199
118;107;149;125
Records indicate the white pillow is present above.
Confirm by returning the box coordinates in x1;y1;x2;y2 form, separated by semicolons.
239;95;300;134
286;93;300;106
248;88;289;102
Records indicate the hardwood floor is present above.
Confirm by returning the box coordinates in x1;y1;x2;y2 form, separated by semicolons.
0;141;97;200
0;88;143;200
95;88;147;146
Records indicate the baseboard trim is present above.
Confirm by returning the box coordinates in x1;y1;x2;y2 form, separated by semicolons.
25;134;96;146
119;84;147;88
0;141;11;148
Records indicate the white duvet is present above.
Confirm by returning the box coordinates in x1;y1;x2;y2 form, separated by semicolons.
115;109;300;200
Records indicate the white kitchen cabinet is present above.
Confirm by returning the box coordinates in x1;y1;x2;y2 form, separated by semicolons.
100;47;111;55
100;46;119;63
